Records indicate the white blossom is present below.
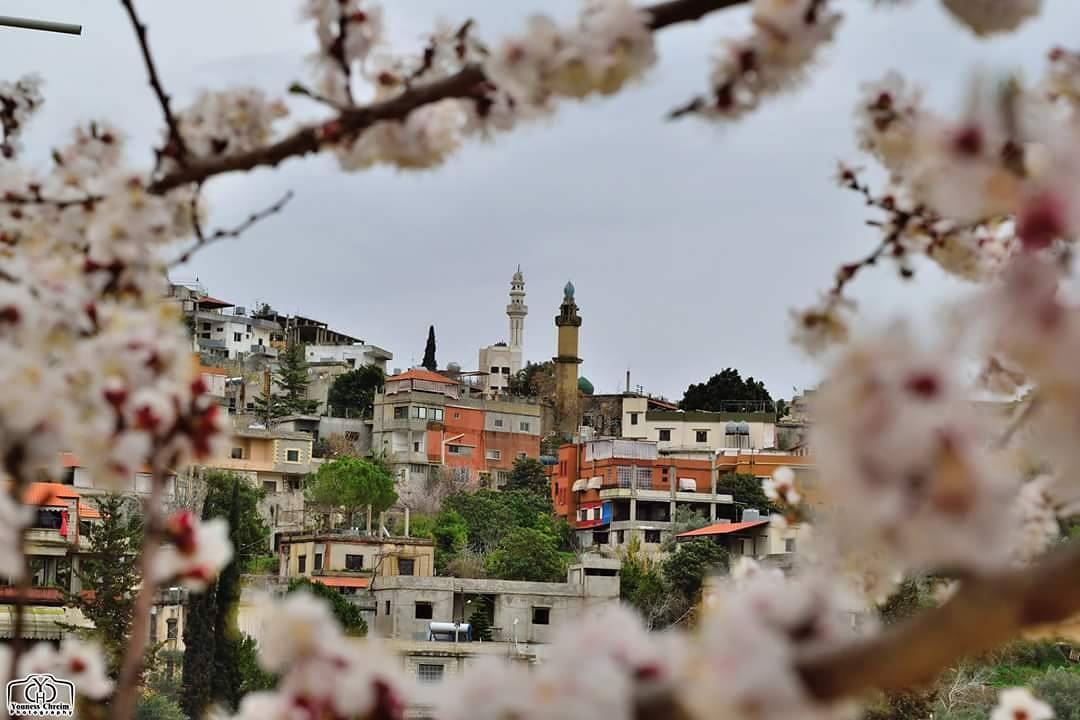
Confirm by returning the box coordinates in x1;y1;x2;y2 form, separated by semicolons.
18;639;113;700
990;687;1055;720
176;88;288;158
154;514;234;591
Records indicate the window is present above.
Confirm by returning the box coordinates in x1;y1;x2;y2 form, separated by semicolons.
431;408;443;421
486;449;501;461
345;431;360;441
502;367;510;375
616;530;625;545
415;602;433;620
393;406;408;419
79;520;91;538
490;366;500;374
399;558;415;576
246;324;252;332
262;480;277;493
413;406;427;420
233;332;242;342
231;447;244;459
630;413;639;426
532;607;551;625
644;529;662;544
345;554;364;571
695;430;708;443
298;555;307;573
417;664;444;684
287;476;302;491
413;442;421;452
447;445;470;456
634;466;652;490
200;332;211;340
519;421;530;432
517;452;527;460
453;412;460;419
385;600;391;616
314;553;323;571
658;429;672;442
166;618;178;641
493;418;504;428
149;616;158;643
201;322;210;331
617;466;632;488
286;449;300;462
785;538;796;553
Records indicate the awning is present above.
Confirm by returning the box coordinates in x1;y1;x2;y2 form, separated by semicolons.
587;476;603;490
571;479;587;492
313;576;369;589
0;606;91;639
679;478;697;492
677;520;770;538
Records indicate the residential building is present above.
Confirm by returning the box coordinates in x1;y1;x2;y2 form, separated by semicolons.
621;397;777;457
371;369;542;505
170;285;281;362
0;483;98;640
279;532;437;592
713;448;821;506
305;343;393;374
59;453;178;500
675;510;809;563
477;267;527;397
550;438;734;554
194;426;316;548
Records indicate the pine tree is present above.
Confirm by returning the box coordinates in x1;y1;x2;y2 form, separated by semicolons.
210;477;242;711
64;494;142;678
421;325;437;371
255;343;320;421
468;597;493;642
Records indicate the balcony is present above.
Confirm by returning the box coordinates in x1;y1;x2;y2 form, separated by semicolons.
25;528;68;547
381;418;432;432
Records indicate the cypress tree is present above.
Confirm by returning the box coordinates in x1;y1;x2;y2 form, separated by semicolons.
210;477;242;710
421;325;437;371
180;583;215;719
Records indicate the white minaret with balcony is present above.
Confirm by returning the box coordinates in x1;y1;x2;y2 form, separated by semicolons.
478;267;527;396
507;265;527;351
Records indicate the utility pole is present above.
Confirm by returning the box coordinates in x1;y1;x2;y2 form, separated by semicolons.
0;15;82;35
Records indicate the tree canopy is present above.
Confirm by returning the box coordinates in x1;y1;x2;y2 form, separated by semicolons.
287;579;367;636
485;526;569;582
502;456;549;496
254;342;320;422
508;361;555;399
305;455;398;527
717;472;780;515
326;365;384;418
680;368;774;413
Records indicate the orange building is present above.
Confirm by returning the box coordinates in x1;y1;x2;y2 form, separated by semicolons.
551;441;818;554
372;369;543;505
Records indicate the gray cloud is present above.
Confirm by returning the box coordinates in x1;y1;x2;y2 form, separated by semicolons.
5;0;1079;400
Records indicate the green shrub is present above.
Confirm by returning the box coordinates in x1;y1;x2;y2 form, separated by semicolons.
243;555;278;574
135;692;186;720
1031;668;1080;720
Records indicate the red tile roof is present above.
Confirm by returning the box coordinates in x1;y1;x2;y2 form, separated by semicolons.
195;295;233;309
386;369;457;385
313;576;370;589
676;519;770;538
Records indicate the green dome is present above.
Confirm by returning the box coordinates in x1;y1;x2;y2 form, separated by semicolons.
578;376;594;395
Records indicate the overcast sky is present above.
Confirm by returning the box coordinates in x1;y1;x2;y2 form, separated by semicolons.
4;0;1078;401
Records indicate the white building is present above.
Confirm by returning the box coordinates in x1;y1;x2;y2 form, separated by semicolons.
620;397;776;457
477;267;527;396
305;343;393;374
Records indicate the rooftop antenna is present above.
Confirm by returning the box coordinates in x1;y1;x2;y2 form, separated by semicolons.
0;15;82;35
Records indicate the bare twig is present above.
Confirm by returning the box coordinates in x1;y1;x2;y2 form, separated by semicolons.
329;8;356;106
148;0;751;195
110;467;167;720
796;538;1080;700
118;0;191;166
170;189;295;266
995;391;1042;450
288;82;348;111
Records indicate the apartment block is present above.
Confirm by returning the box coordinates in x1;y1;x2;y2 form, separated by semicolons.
371;369;542;504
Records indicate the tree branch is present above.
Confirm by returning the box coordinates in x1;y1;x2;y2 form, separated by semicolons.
147;0;750;195
118;0;191;166
170;189;295;266
110;469;166;720
796;539;1080;701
